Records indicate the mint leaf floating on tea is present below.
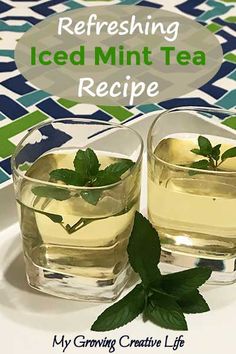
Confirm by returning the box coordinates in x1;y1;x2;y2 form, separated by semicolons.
188;135;236;174
83;160;134;205
221;146;236;161
188;159;209;176
91;211;212;332
17;199;63;224
50;169;82;186
32;148;134;205
32;186;71;201
103;159;135;177
196;135;212;156
73;148;100;184
80;190;102;206
31;148;135;233
211;144;221;162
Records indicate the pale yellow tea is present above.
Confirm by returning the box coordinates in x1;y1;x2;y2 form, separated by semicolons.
17;149;140;301
148;133;236;258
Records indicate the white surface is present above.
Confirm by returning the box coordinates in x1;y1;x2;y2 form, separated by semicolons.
0;112;235;354
0;216;235;354
0;183;18;232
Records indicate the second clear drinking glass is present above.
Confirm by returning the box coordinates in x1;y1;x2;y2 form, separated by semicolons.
148;107;236;284
11;119;143;301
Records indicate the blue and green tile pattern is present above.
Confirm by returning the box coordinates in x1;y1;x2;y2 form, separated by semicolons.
0;0;235;186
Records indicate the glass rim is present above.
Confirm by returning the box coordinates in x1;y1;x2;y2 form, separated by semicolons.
11;118;144;190
147;106;236;176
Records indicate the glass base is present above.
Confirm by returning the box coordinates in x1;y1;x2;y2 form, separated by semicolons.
24;255;132;302
160;249;236;284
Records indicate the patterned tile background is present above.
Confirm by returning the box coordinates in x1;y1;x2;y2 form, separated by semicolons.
0;0;235;187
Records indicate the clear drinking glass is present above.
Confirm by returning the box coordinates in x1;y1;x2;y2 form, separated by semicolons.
147;107;236;284
11;119;143;301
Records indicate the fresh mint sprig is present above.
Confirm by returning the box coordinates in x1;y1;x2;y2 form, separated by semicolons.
32;148;134;206
31;148;134;234
188;135;236;174
91;212;211;332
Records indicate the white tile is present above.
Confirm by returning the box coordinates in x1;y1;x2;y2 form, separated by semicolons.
70;103;98;115
50;4;69;13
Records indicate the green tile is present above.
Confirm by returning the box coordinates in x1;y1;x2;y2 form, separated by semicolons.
222;116;236;129
58;98;78;108
99;106;133;121
224;53;236;63
19;163;30;172
0;110;49;139
225;16;236;23
207;23;222;32
0;139;16;159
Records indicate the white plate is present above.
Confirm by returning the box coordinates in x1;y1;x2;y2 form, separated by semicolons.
0;112;235;354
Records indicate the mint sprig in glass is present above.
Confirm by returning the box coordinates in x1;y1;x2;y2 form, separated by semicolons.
12;119;143;302
148;107;236;285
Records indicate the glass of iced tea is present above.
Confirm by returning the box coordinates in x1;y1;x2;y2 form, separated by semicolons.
147;107;236;284
11;119;143;301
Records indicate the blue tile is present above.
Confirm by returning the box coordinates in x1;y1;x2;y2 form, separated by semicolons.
0;157;11;175
2;75;35;95
37;98;76;118
0;95;28;120
0;61;16;73
0;1;12;13
137;104;162;113
0;113;6;121
1;16;40;25
31;0;69;16
18;90;50;107
0;168;9;183
15;125;72;165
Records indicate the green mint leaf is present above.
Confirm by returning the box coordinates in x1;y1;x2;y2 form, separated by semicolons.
198;136;212;156
162;267;212;298
211;144;221;162
37;210;63;223
80;190;102;206
45;213;63;223
32;186;71;201
73;148;100;181
145;293;187;331
150;287;178;299
189;159;209;170
91;284;145;331
104;159;134;178
188;159;209;176
221;146;236;161
93;170;121;186
50;169;82;186
16;199;63;224
177;289;210;314
127;212;161;286
190;148;205;156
